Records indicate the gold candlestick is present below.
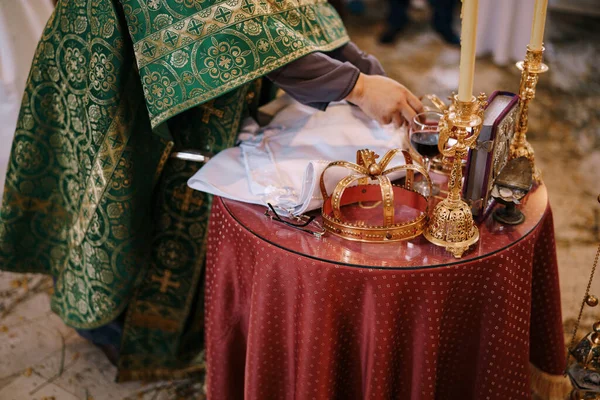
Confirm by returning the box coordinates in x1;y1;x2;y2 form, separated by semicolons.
510;45;548;180
424;94;487;258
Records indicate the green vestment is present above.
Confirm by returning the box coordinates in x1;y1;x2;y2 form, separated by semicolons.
0;0;347;381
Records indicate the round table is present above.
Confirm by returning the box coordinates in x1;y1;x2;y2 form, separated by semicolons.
204;184;566;400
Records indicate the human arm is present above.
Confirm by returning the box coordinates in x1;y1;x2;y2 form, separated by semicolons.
329;43;423;125
325;42;386;76
266;51;361;111
345;73;424;126
267;44;422;125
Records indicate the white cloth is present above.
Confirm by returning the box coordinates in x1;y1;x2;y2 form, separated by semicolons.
188;100;409;215
0;0;53;201
476;0;535;66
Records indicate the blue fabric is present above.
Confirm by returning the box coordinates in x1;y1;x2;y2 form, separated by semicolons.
52;278;124;349
75;318;124;348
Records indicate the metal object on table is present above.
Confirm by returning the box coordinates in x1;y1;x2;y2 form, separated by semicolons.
423;93;489;176
320;149;432;243
423;94;449;113
511;45;549;182
170;150;212;163
424;93;487;258
491;156;533;225
264;203;325;239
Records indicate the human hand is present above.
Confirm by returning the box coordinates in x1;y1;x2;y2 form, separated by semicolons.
346;74;424;127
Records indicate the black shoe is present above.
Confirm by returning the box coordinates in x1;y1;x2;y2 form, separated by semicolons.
379;25;406;44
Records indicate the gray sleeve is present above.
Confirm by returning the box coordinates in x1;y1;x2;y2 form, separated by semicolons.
325;42;386;76
266;51;360;111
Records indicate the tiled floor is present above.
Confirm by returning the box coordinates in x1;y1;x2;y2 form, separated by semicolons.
0;273;205;400
1;4;599;400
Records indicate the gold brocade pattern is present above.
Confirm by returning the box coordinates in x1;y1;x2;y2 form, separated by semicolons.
0;0;346;380
118;83;257;380
121;0;348;127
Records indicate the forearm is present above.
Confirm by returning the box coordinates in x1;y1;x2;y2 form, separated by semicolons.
266;42;385;110
344;73;365;105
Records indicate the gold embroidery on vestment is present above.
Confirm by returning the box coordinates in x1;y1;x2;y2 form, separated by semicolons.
151;269;181;293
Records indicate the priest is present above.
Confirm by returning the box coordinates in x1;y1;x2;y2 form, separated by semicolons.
0;0;422;381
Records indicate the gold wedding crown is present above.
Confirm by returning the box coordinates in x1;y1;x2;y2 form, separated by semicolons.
320;149;432;243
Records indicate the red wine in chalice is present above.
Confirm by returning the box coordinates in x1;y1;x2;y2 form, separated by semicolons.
410;131;440;158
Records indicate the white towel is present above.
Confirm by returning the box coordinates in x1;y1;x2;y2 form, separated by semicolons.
188;99;410;215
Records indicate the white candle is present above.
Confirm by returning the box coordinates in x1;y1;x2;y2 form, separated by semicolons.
458;0;479;102
529;0;548;51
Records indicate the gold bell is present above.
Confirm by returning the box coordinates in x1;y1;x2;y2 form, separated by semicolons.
423;94;487;258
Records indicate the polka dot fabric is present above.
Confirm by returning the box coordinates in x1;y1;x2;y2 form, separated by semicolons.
205;200;565;400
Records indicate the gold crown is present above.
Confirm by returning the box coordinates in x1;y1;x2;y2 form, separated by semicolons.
320;149;432;243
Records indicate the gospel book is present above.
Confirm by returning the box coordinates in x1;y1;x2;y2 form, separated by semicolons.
463;91;520;220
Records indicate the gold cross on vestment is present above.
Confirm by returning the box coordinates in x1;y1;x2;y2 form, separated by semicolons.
172;186;203;213
201;100;224;123
151;270;180;293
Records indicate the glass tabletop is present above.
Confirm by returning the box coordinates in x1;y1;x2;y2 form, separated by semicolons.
220;183;548;270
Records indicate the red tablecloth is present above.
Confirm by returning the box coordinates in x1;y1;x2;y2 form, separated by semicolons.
205;191;565;399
